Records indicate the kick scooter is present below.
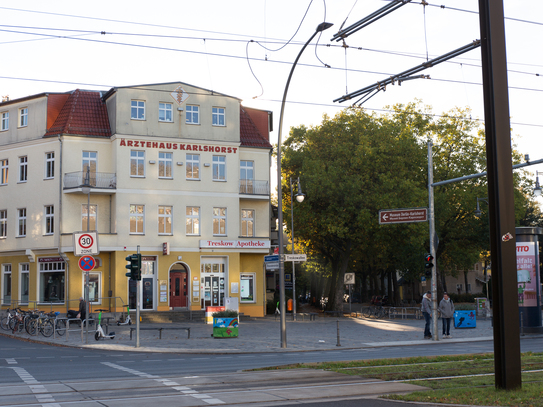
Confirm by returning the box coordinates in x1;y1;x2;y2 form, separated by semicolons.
94;309;115;341
117;305;132;326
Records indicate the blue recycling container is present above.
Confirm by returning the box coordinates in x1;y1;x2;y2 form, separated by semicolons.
454;310;476;329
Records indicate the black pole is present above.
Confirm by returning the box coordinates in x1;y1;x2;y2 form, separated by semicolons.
478;0;521;390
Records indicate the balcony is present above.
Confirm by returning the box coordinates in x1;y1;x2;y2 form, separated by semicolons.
239;180;269;196
63;171;117;192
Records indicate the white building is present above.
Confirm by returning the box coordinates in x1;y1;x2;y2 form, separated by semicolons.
0;82;273;317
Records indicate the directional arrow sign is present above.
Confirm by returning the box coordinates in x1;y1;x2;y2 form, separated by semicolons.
379;208;428;225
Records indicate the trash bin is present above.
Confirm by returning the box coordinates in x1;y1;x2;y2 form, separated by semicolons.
454;310;476;328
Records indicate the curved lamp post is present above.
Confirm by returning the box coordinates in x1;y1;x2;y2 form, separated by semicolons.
290;177;305;321
277;22;333;348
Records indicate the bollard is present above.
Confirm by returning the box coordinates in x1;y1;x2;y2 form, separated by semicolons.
336;319;341;347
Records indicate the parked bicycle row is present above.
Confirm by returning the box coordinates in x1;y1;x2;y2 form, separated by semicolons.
0;308;67;337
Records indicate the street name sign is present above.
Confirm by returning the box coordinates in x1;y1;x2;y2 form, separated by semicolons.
264;255;279;262
264;254;279;271
379;208;428;225
284;254;307;262
74;231;99;255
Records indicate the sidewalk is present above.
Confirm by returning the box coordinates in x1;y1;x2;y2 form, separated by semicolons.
1;309;500;354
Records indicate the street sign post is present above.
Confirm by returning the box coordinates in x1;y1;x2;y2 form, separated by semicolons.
74;231;99;255
379;208;428;225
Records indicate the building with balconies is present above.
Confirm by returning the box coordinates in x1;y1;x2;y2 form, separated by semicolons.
0;82;273;317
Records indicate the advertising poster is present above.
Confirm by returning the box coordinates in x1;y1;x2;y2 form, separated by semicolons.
516;241;539;307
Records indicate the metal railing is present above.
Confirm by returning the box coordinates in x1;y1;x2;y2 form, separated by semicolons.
63;171;117;190
239;179;269;195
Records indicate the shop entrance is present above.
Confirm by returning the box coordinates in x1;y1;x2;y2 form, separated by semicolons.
129;257;156;311
201;258;226;309
170;264;188;308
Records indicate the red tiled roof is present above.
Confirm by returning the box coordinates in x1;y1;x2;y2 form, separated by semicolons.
44;90;111;138
240;107;272;149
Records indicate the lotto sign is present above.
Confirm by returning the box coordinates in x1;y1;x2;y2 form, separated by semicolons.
74;231;99;255
78;255;96;271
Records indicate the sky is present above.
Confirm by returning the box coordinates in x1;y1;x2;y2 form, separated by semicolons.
1;0;542;197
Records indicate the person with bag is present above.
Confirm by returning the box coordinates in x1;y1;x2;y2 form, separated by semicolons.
439;292;455;338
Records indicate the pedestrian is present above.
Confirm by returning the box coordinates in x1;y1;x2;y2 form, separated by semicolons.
439;292;455;338
67;297;86;321
421;291;432;339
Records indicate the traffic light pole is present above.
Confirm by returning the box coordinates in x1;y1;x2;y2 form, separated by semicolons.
136;245;141;348
428;141;438;341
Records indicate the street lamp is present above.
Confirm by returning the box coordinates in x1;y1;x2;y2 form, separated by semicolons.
475;197;489;218
290;177;305;321
534;171;542;197
277;21;333;348
81;165;91;343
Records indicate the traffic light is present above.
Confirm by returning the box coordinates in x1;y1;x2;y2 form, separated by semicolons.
424;254;434;277
125;254;142;280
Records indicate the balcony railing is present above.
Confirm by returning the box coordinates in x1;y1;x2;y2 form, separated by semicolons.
239;180;269;195
64;171;117;190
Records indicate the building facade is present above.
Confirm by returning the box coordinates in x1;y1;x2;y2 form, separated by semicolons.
0;82;273;317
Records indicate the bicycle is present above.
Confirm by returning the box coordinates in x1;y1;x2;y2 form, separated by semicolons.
94;309;115;341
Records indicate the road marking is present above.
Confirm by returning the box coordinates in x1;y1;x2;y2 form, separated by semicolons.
10;367;60;406
6;358;17;364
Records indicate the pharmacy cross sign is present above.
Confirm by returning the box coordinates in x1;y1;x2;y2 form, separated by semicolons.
379;208;428;225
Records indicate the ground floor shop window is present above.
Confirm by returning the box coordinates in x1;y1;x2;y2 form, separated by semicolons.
83;272;101;304
20;264;29;304
129;257;156;310
240;273;255;303
39;261;65;303
2;264;11;305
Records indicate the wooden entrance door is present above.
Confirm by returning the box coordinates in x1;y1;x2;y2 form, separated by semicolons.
170;270;187;308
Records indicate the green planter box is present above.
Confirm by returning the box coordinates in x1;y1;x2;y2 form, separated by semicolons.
213;317;239;338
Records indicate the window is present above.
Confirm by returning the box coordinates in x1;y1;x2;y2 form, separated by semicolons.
86;272;101;304
17;208;26;237
159;103;173;122
186;206;200;235
456;283;463;293
240;161;254;180
44;205;54;235
1;112;8;131
186;105;199;124
467;283;471;293
131;100;145;120
0;210;6;238
240;273;256;303
82;151;97;186
45;152;54;179
20;264;29;304
213;155;226;181
130;204;145;234
158;205;172;235
0;159;7;185
2;264;11;305
19;107;28;127
19;156;27;182
213;207;226;235
130;150;145;177
186;154;200;180
241;209;254;237
39;260;65;303
212;107;225;126
158;152;172;178
82;204;97;231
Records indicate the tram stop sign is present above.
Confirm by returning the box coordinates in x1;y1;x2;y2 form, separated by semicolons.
78;255;96;272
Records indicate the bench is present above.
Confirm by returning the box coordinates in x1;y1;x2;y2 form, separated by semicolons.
129;327;191;340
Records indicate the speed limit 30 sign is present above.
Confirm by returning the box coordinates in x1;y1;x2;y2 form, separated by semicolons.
74;231;99;255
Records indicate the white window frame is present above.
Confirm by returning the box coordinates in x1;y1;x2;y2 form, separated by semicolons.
158;152;173;179
130;150;145;177
131;100;145;120
1;112;8;131
186;206;200;235
212;107;225;126
38;260;65;304
19;156;27;182
186;105;200;124
186;154;200;180
456;283;463;292
159;102;173;122
241;209;255;237
212;155;226;181
82;204;97;231
240;160;254;180
19;263;29;304
130;204;145;234
83;272;101;304
213;207;227;236
44;205;54;235
0;209;6;238
45;152;54;179
240;273;256;303
158;205;172;235
17;208;26;237
2;264;11;305
19;107;28;127
1;159;7;185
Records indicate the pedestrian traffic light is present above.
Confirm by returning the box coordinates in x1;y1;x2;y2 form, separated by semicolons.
424;254;434;277
125;254;142;280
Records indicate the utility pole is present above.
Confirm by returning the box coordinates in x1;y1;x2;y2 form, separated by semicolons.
428;141;438;340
